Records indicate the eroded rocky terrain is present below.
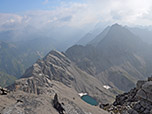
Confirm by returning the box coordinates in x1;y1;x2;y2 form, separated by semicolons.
0;50;113;114
100;76;152;114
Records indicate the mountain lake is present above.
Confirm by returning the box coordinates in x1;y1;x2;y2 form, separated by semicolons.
81;95;98;106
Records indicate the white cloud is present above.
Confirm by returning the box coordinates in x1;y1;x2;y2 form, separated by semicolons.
10;19;15;23
0;13;24;31
1;0;152;33
85;0;152;26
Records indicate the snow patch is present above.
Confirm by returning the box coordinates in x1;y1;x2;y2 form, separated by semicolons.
78;93;87;97
103;85;111;89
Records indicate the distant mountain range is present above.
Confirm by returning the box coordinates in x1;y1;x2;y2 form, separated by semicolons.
1;23;152;114
0;37;59;79
66;24;152;92
0;41;25;77
78;24;152;46
0;28;82;83
128;26;152;44
0;72;16;87
1;23;152;91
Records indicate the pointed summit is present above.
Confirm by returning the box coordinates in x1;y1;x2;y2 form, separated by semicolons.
88;24;125;46
96;23;144;54
111;23;121;27
110;23;123;31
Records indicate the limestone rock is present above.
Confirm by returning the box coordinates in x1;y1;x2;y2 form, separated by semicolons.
8;50;115;103
0;87;9;95
136;80;146;89
1;50;110;114
53;94;65;114
101;76;152;114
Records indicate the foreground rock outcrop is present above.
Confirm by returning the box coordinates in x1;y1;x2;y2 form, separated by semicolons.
53;94;65;114
1;80;109;114
0;87;9;95
100;76;152;114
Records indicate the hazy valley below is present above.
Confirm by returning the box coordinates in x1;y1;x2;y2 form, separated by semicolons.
1;1;152;113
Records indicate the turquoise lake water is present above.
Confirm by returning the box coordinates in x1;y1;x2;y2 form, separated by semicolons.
81;95;98;106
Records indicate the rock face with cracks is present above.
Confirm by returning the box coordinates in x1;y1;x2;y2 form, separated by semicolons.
53;94;65;114
100;76;152;114
0;50;110;114
8;50;116;103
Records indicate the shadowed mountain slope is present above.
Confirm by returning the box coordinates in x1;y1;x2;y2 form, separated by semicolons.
66;24;152;92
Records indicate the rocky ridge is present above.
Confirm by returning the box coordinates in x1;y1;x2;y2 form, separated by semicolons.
100;76;152;114
8;50;116;103
0;79;109;114
0;50;112;114
66;24;152;92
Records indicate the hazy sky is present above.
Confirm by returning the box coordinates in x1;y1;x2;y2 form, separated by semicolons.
1;0;152;28
0;0;152;41
0;0;84;13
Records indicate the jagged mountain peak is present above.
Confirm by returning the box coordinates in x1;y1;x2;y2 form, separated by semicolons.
44;50;71;64
47;50;65;58
97;23;143;50
22;50;71;81
111;23;122;28
89;23;134;47
66;24;152;92
8;48;116;103
109;23;131;34
108;23;126;34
